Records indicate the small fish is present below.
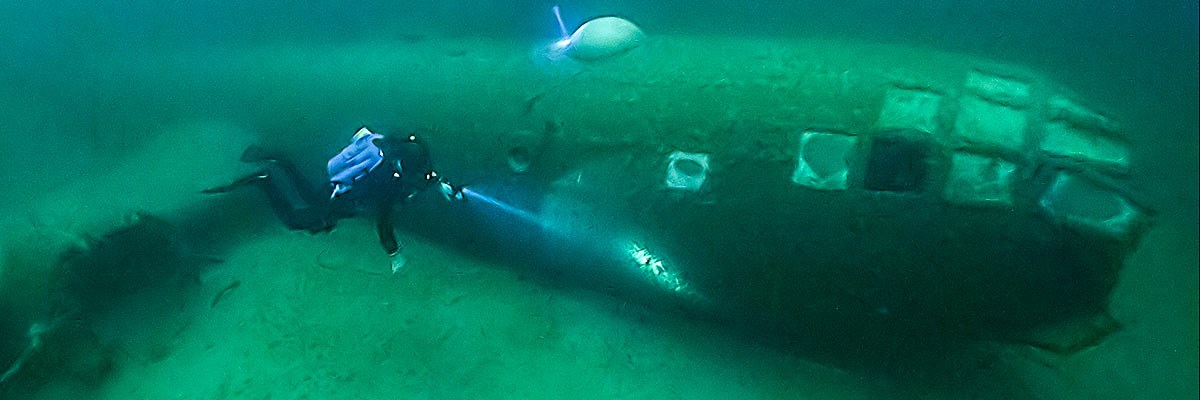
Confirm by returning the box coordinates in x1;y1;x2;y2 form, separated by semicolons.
210;280;241;308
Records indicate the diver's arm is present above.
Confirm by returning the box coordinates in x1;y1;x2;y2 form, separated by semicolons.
376;201;400;256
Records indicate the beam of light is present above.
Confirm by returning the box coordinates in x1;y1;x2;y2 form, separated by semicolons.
538;5;572;62
461;186;703;302
460;186;547;229
552;5;569;39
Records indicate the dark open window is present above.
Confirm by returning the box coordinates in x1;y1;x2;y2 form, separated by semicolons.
864;135;930;192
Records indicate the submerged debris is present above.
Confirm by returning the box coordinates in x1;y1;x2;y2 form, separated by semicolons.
61;212;191;311
0;322;50;385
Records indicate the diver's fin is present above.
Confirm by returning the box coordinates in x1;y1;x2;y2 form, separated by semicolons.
239;145;277;163
201;171;269;194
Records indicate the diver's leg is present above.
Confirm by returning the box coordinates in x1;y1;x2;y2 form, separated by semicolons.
255;161;335;232
237;145;328;205
270;158;328;207
203;154;335;232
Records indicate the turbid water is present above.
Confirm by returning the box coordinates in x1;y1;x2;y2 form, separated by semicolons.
1;2;1195;399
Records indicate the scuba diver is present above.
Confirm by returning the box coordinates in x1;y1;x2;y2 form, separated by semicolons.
203;126;464;263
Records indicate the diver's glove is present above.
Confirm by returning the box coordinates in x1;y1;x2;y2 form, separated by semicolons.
435;176;466;202
327;127;386;199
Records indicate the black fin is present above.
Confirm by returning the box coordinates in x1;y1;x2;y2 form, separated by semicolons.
239;145;276;163
201;171;269;194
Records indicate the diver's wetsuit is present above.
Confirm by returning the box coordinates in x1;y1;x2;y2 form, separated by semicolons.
205;132;442;256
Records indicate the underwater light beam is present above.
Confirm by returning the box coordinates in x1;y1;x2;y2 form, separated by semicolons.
461;186;703;301
546;5;574;56
552;5;569;39
460;186;547;230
